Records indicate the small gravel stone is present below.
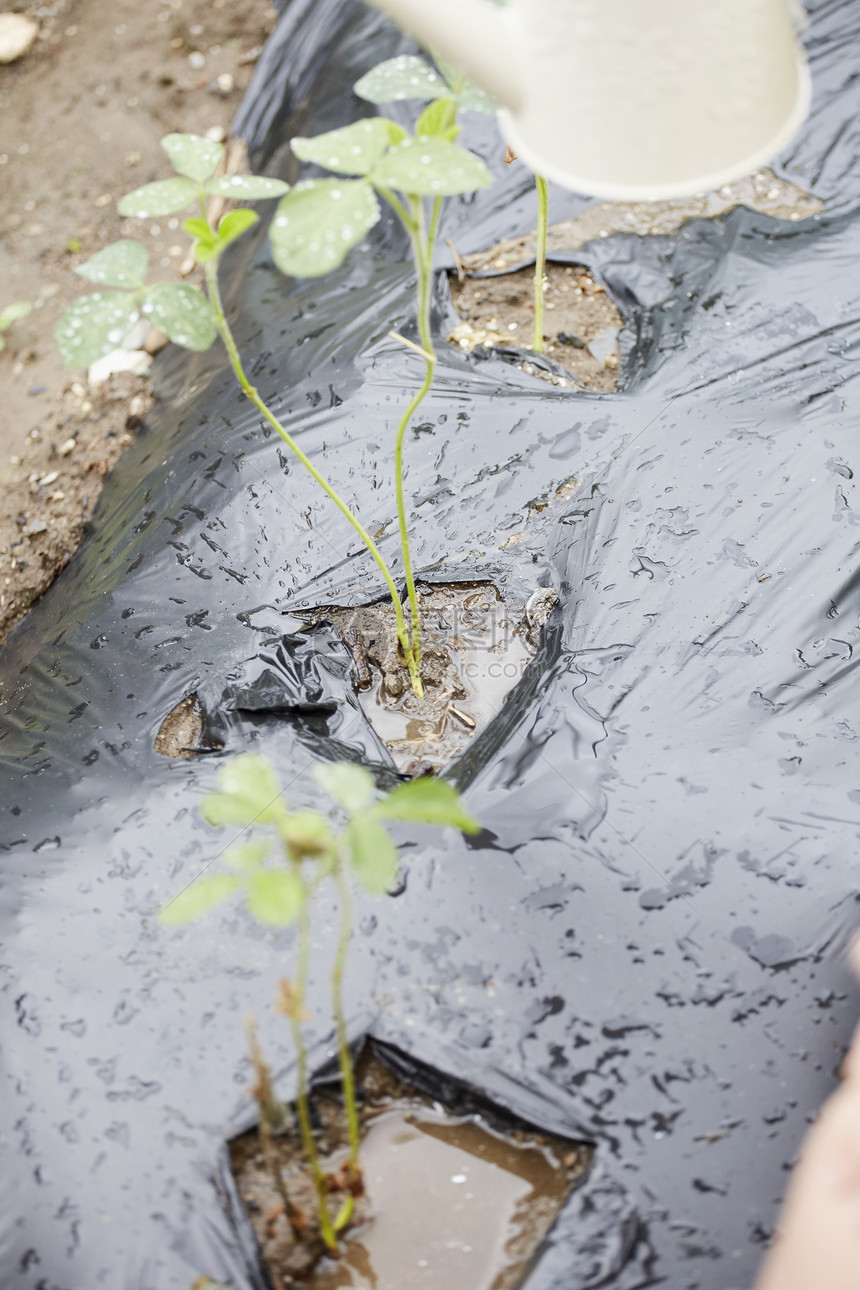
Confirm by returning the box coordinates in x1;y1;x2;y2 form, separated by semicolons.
122;317;151;350
59;439;76;456
39;471;60;487
0;13;38;63
88;349;152;387
587;325;620;365
143;327;168;355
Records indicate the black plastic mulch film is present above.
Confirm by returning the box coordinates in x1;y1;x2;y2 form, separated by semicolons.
2;1;860;1287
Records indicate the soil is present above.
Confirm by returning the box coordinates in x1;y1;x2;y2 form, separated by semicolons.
230;1046;588;1290
153;581;560;771
0;0;277;646
303;581;552;774
449;262;622;391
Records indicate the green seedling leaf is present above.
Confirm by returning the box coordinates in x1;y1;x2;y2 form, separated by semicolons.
182;216;216;244
224;839;271;869
372;776;480;832
217;208;259;247
245;869;306;925
192;243;218;265
202;753;287;827
0;300;32;331
354;55;446;104
416;97;459;142
159;873;241;925
371;137;491;196
433;52;499;114
217;754;285;816
74;240;148;290
187;209;259;265
281;809;336;858
314;761;375;813
346;816;399;895
270;179;380;278
205;174;289;200
118;177;198;218
182;217;219;266
454;81;499;115
55;292;139;368
162;132;224;182
292;119;406;177
140;282;216;351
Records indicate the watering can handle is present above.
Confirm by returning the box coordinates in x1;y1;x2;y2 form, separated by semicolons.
366;0;524;112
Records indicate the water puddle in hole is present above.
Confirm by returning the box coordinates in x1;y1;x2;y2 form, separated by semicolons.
304;582;547;773
312;1107;576;1290
230;1052;586;1290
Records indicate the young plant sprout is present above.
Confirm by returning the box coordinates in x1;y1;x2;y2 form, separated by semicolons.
0;300;32;352
159;753;479;1250
55;124;488;699
54;134;428;691
274;77;491;683
359;55;550;353
532;174;549;353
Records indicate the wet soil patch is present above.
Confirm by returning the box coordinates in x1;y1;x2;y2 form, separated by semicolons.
449;262;622;392
303;582;552;774
154;691;209;759
230;1046;589;1290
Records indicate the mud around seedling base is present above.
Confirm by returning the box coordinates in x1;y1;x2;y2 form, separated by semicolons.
230;1048;588;1290
304;582;548;774
449;262;622;392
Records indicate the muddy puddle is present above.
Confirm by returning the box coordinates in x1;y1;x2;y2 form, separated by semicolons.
449;262;622;392
231;1049;587;1290
304;582;549;773
153;582;552;769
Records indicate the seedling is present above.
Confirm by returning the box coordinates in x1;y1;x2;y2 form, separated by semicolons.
0;300;31;352
55;135;431;697
532;174;549;353
359;55;550;352
160;753;479;1250
275;81;491;680
56;124;489;699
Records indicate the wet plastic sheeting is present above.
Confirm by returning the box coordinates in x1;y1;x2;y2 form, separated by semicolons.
2;0;860;1286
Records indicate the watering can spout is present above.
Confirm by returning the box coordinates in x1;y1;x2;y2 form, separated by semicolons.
367;0;524;113
364;0;810;201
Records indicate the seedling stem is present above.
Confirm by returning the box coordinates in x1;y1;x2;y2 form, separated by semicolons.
332;864;361;1179
383;191;445;671
246;1016;306;1241
160;755;480;1259
291;905;338;1250
533;174;549;353
203;259;423;697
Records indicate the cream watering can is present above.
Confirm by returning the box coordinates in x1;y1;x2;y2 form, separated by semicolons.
364;0;811;199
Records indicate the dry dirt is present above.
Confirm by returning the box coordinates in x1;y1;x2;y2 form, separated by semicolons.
0;0;276;644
